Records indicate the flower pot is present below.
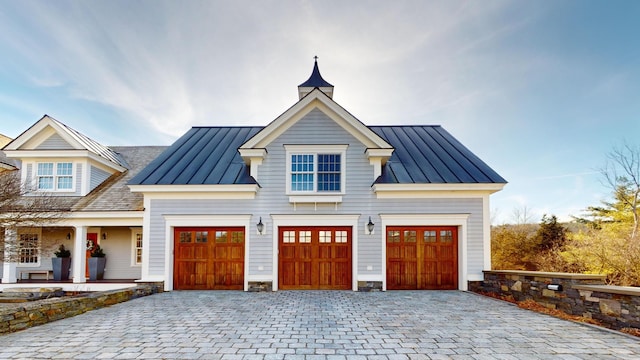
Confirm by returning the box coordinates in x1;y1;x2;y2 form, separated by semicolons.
88;257;106;281
52;257;72;281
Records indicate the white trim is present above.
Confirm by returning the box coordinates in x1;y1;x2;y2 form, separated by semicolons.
34;161;76;193
285;144;347;196
289;195;343;204
270;214;360;291
5;150;126;173
139;197;152;283
128;184;258;198
357;274;384;282
379;213;470;291
373;183;506;196
483;194;492;272
162;214;252;291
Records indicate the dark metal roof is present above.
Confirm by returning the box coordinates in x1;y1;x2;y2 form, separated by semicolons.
130;125;504;186
128;127;262;185
298;59;333;88
370;126;506;184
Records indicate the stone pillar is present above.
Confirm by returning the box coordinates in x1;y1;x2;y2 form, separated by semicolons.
72;226;87;283
2;228;18;283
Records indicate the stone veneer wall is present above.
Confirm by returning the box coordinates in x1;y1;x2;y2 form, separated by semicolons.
470;270;640;330
0;282;163;335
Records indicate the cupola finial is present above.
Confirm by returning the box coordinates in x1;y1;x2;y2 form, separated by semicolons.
298;56;334;99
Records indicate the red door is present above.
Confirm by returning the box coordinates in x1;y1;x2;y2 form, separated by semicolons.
279;227;352;290
174;227;244;290
86;233;98;277
387;226;458;290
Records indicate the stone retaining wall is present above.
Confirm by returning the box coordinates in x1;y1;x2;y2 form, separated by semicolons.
0;282;163;335
471;270;640;330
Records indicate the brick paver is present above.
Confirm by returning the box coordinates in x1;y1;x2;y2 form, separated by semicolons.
0;291;638;359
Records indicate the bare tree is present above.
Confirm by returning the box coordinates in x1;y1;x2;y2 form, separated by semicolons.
0;170;68;262
511;205;534;225
601;142;640;240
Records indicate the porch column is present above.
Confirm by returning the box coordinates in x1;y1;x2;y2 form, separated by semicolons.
72;226;87;283
1;229;17;283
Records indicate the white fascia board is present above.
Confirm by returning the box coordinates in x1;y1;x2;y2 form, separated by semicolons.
238;148;267;163
128;184;259;199
240;89;392;150
365;148;394;158
373;183;506;197
4;150;126;173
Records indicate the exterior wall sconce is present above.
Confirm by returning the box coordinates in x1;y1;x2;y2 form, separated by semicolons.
367;217;375;235
256;217;264;235
102;233;107;240
66;232;72;240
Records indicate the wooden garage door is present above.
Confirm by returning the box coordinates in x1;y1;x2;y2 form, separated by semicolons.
387;226;458;290
279;226;352;290
174;227;244;290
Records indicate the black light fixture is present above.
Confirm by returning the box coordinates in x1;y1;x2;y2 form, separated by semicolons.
256;217;264;235
66;232;71;240
102;233;107;240
367;217;375;234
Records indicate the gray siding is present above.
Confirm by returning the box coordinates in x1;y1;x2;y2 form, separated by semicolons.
146;108;488;281
90;165;111;191
37;133;74;150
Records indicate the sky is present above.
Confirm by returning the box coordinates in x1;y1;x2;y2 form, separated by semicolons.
0;1;639;224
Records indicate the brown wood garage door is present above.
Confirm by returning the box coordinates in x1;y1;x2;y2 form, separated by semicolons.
279;226;352;290
174;227;244;290
387;226;458;290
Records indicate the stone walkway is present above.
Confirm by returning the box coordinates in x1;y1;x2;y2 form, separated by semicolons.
0;291;638;359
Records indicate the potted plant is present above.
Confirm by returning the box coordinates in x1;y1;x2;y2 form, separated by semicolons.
88;244;106;280
52;244;72;281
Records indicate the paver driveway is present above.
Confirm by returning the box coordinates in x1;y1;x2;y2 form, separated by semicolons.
0;291;638;359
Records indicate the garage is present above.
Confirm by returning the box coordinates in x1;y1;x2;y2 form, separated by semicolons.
279;226;352;290
386;226;458;290
174;227;245;290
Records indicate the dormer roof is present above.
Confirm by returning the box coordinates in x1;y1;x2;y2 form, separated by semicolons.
3;115;128;172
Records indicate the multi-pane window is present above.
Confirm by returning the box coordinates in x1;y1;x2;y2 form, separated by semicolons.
133;231;143;265
19;233;39;265
37;162;73;191
289;152;343;193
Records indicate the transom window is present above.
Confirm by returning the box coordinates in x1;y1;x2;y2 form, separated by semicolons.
36;162;74;191
285;145;347;195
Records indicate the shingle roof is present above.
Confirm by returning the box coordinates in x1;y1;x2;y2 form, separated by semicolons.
129;127;262;185
72;146;167;211
370;126;506;184
130;125;504;186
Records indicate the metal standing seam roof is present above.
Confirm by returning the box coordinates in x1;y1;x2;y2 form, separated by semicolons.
49;117;130;169
128;127;263;185
129;125;505;186
370;126;506;184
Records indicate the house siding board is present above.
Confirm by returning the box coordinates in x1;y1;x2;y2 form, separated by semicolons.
99;227;142;280
89;165;110;192
142;109;496;287
37;133;74;150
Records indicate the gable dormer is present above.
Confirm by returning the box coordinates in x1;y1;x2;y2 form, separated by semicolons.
3;115;128;196
240;60;394;184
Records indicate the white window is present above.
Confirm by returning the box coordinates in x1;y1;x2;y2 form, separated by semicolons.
18;230;41;266
36;162;74;191
285;145;347;195
132;229;143;266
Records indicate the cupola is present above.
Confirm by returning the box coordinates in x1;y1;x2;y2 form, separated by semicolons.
297;57;334;99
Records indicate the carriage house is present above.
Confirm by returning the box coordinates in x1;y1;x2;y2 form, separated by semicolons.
128;60;506;291
2;60;506;291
